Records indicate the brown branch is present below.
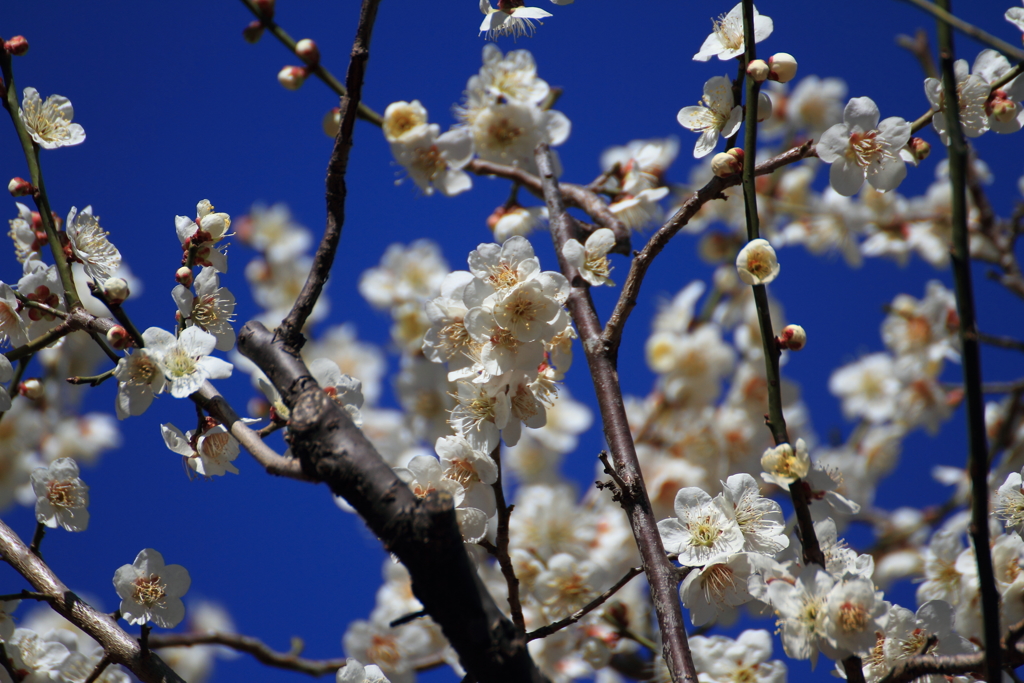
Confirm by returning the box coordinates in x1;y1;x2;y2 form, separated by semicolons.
978;332;1024;353
936;5;1001;681
534;143;697;683
896;28;938;79
238;321;544;683
192;382;307;480
148;631;348;677
0;518;186;683
602;141;814;357
526;567;642;641
466;159;632;251
898;0;1024;62
489;445;525;634
276;0;379;349
236;0;382;125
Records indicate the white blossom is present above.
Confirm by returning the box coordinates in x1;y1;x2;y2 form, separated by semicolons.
30;458;89;531
693;3;774;62
65;206;121;282
113;549;191;628
677;76;743;158
20;87;85;149
817;97;910;197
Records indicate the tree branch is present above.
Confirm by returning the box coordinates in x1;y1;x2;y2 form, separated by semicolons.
526;566;642;642
237;321;545;683
936;4;1001;682
0;518;186;683
534;143;697;683
276;0;379;349
602;141;814;356
148;631;348;677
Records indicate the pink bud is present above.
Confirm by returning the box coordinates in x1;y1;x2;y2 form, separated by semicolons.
242;20;265;43
295;39;320;65
767;53;797;83
989;94;1018;123
19;378;43;399
277;65;308;90
747;59;769;83
907;137;930;162
778;324;806;351
175;266;193;288
8;177;32;197
106;325;133;350
4;36;29;56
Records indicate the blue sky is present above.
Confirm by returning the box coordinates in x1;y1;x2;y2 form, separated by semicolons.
2;0;1024;681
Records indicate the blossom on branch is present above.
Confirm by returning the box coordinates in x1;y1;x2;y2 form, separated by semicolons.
816;97;910;197
19;87;85;149
677;76;742;158
113;548;191;628
693;3;774;62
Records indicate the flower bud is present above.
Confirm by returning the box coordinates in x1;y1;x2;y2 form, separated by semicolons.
242;20;265;43
322;107;341;138
8;177;32;197
746;59;769;82
990;94;1018;123
295;39;320;65
907;137;930;162
778;324;806;351
102;277;130;305
4;36;29;56
768;53;797;83
106;325;133;350
757;91;773;122
19;378;43;400
711;151;741;178
253;0;275;18
175;266;194;288
277;65;308;91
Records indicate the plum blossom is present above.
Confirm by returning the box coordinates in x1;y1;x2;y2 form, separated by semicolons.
690;630;786;683
113;548;191;628
657;486;744;566
924;57;991;144
175;200;231;272
389;122;474;197
161;422;247;477
678;76;742;158
735;238;780;285
338;659;392;683
562;228;616;287
65;206;121;282
145;326;233;398
30;458;89;531
20;87;85;149
817;97;910;196
479;0;552;40
693;3;774;62
761;438;810;486
173;267;237;352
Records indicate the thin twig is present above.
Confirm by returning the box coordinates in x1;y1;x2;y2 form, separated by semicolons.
936;5;1001;682
236;0;382;125
898;0;1024;62
896;28;938;79
149;631;351;677
275;0;379;348
83;655;112;683
490;444;525;634
535;143;697;683
978;332;1024;353
602;141;814;356
526;567;642;641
